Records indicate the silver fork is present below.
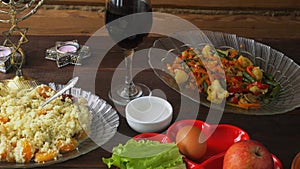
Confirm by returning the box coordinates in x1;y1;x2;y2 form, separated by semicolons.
40;76;79;108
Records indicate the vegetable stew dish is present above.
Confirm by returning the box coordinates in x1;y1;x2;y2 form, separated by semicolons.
148;31;300;115
167;45;280;109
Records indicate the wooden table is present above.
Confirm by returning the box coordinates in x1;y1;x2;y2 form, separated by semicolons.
0;1;299;168
0;34;299;169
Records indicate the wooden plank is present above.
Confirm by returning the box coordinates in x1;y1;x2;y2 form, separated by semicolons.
45;0;300;10
45;0;103;6
0;10;102;35
153;0;300;10
176;13;300;40
0;9;299;39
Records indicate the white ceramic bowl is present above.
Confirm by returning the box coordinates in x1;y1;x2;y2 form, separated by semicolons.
125;96;173;133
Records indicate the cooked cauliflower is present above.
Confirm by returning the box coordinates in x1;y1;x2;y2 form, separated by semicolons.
207;80;229;104
202;45;213;57
174;69;189;84
201;45;218;58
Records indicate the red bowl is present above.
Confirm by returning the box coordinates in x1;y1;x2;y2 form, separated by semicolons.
132;120;283;169
166;120;250;167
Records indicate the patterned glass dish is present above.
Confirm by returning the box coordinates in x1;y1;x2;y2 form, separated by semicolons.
0;79;119;168
148;30;300;115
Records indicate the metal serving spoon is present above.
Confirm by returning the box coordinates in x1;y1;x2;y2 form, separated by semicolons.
40;76;79;108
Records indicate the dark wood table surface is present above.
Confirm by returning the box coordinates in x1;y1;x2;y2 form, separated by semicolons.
0;35;299;169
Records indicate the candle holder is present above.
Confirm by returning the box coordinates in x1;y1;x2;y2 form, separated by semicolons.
0;45;12;72
0;0;44;75
45;40;91;67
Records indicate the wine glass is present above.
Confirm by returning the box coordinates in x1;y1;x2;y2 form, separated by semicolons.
105;0;152;105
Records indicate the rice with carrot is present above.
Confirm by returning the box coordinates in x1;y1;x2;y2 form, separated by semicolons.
0;84;90;163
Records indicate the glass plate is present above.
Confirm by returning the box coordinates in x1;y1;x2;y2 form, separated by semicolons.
148;30;300;115
0;80;119;168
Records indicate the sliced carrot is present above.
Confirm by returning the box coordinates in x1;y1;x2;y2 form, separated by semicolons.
205;79;211;86
34;151;58;163
237;101;260;109
21;140;32;163
57;139;78;153
196;75;208;86
36;85;52;99
229;49;238;58
193;67;207;74
0;116;9;123
226;102;260;109
0;151;7;161
37;109;47;115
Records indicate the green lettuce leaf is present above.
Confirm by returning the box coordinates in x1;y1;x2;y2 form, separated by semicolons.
102;139;186;169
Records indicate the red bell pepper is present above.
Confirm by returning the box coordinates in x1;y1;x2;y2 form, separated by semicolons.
246;66;256;79
247;81;269;90
228;87;249;94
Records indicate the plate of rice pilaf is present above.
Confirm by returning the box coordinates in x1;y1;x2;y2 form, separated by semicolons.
0;78;119;168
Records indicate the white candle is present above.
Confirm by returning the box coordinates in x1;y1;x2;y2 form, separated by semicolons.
0;46;11;57
58;45;77;53
57;41;79;53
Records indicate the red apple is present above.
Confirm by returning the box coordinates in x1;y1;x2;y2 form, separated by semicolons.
223;140;274;169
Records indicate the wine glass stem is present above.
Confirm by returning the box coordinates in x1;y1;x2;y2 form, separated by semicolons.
124;49;139;97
